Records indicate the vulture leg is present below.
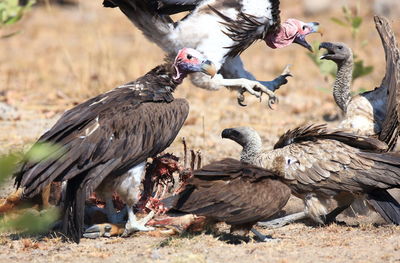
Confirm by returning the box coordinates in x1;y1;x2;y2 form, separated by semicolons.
257;211;308;228
104;197;127;224
121;162;155;236
259;64;292;92
122;209;155;236
323;204;351;224
250;228;278;242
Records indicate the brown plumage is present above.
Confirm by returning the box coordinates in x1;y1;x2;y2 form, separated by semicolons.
223;124;400;225
162;158;291;237
14;48;215;243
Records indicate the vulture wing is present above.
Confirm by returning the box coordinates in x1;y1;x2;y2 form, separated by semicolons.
16;85;189;198
272;125;400;196
375;16;400;151
166;158;290;225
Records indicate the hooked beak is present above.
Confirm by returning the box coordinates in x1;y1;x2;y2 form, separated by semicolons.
221;128;236;139
318;42;334;60
294;22;321;52
200;60;217;77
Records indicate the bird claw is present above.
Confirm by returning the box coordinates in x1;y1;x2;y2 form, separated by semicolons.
122;211;156;237
236;81;278;109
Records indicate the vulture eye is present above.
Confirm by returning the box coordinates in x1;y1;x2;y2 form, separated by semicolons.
302;25;307;31
186;54;193;60
338;46;343;50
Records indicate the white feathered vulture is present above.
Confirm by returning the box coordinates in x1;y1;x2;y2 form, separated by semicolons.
14;48;216;243
103;0;320;106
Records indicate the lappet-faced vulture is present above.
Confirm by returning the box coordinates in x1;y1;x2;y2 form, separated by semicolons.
14;48;216;243
102;0;321;106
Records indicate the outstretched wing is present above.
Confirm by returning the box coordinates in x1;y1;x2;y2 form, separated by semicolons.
170;158;290;225
16;88;189;198
375;16;400;151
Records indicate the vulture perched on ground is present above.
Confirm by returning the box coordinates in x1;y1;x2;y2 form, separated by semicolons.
319;16;400;150
222;124;400;226
319;16;400;216
157;158;291;241
14;48;216;243
103;0;320;106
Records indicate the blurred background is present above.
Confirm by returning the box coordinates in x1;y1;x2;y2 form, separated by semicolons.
0;0;399;165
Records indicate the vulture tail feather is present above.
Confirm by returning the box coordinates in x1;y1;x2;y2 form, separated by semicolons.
367;189;400;225
62;175;86;243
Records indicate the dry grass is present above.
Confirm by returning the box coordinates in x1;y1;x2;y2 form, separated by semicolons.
0;1;400;262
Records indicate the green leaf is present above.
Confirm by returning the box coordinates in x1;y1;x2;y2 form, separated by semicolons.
351;16;362;30
353;60;374;81
330;17;348;27
0;154;19;184
0;207;59;234
24;142;64;163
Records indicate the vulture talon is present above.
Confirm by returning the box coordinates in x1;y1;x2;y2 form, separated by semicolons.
237;88;247;107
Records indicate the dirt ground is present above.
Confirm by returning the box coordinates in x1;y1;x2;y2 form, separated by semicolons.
1;1;400;262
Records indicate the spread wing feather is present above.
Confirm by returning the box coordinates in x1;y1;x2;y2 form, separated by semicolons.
375;16;400;150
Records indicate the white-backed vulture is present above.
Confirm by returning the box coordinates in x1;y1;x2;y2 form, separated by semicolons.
222;124;400;226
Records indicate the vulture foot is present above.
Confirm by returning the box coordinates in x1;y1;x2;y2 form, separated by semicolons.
251;229;279;242
257;211;307;228
236;80;278;108
122;210;156;237
83;223;124;239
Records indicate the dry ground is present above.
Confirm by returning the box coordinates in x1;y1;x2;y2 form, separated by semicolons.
0;1;400;262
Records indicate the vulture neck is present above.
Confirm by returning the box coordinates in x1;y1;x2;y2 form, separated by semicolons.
240;135;263;163
333;57;353;113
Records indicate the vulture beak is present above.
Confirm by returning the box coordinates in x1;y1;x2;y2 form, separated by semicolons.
200;60;217;77
221;128;236;139
318;42;334;60
294;22;321;52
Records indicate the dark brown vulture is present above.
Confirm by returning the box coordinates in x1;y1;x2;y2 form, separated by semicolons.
14;48;216;243
102;0;320;106
222;124;400;226
319;16;400;150
160;158;291;241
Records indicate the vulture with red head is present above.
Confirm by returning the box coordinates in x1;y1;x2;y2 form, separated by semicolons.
14;48;216;243
103;0;320;106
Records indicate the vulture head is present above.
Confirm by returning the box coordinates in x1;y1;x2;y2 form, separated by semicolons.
319;42;353;63
265;19;320;51
173;48;217;82
221;126;262;150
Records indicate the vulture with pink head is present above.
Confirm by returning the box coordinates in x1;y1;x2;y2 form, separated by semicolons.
103;0;320;106
14;48;216;243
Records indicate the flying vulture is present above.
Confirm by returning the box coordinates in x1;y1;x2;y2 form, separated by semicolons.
14;48;216;243
159;158;291;241
102;0;320;106
222;124;400;226
319;16;400;150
